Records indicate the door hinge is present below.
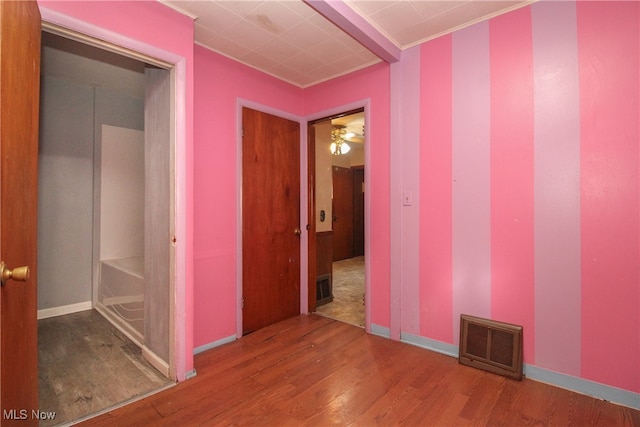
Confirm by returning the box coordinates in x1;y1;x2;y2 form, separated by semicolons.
242;297;244;310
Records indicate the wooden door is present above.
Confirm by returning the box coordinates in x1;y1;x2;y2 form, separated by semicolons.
307;125;316;313
0;0;41;424
332;166;353;261
242;108;300;335
352;167;365;257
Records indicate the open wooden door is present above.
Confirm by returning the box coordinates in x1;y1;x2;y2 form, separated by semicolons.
307;125;317;313
0;0;41;424
242;108;300;334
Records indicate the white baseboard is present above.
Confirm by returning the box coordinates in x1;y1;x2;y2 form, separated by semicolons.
524;365;640;411
37;301;92;320
370;323;390;338
401;332;458;358
399;331;639;411
193;334;236;355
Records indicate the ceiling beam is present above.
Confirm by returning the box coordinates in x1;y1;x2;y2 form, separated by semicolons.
303;0;401;63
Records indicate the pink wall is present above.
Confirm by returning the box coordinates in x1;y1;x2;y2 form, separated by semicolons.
303;63;392;328
193;48;389;344
577;1;639;393
417;1;639;394
38;0;195;380
420;35;453;344
193;46;303;348
194;56;390;341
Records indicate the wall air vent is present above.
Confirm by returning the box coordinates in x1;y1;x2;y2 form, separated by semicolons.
459;314;523;380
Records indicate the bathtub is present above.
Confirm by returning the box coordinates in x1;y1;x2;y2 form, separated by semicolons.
96;256;144;346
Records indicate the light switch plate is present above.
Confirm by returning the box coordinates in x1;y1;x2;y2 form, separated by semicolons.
402;191;412;206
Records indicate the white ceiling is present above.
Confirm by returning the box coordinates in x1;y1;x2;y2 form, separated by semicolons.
162;0;534;88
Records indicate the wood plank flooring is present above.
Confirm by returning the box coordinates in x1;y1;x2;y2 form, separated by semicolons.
78;315;640;426
38;310;173;426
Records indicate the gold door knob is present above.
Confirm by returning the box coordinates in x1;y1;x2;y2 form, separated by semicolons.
294;227;302;236
0;262;30;286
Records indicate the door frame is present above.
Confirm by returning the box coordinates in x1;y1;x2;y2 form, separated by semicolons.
235;100;307;337
39;7;187;380
305;100;371;333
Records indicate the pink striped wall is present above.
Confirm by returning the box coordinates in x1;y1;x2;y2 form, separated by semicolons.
577;1;639;393
532;0;582;378
417;0;639;394
419;35;453;344
489;7;535;363
451;21;492;338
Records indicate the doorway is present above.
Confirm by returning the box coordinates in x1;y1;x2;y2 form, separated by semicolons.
37;30;174;423
309;110;365;327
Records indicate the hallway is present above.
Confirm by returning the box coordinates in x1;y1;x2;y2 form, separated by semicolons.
315;256;364;327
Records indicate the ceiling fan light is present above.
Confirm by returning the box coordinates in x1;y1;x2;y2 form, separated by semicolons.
340;142;351;154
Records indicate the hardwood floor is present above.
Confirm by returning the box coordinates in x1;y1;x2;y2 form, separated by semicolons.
78;314;639;426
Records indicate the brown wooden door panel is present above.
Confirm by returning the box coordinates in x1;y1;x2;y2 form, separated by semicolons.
242;108;300;334
307;125;316;313
352;167;365;257
332;166;353;261
0;1;41;423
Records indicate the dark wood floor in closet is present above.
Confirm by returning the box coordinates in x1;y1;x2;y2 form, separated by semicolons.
38;309;173;426
78;314;639;426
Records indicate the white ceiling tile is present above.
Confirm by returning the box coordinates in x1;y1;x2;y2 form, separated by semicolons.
390;23;434;47
281;52;326;74
369;1;424;32
246;1;306;36
410;1;468;20
280;22;329;50
216;1;265;18
472;1;527;18
306;39;348;61
332;51;379;71
166;0;532;87
221;19;276;49
256;37;303;64
281;0;318;19
345;1;395;17
201;32;253;58
307;12;345;34
186;1;240;31
239;50;280;70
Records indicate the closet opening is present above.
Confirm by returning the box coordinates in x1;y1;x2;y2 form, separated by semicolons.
37;28;175;424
